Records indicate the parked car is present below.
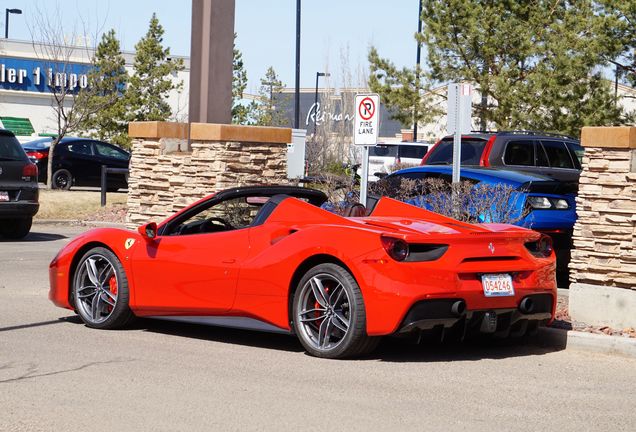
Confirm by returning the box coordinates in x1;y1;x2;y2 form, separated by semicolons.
22;137;130;191
421;131;583;185
373;166;576;286
49;185;556;359
359;142;433;182
0;129;39;239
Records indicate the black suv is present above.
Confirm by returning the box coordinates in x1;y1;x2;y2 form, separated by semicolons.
421;131;584;185
0;129;39;239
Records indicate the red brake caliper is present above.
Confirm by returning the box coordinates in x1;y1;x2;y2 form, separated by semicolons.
107;275;118;311
314;287;329;323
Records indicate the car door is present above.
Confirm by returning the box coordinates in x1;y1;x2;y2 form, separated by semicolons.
501;139;542;176
60;140;102;186
93;141;130;187
538;140;579;183
130;196;255;314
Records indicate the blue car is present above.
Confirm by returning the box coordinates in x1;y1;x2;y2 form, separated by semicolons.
373;166;577;285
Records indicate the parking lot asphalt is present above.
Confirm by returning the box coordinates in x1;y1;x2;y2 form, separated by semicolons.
1;224;636;431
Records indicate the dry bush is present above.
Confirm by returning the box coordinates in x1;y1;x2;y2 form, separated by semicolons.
370;177;529;224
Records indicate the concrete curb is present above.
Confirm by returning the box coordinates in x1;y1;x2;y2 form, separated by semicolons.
537;327;636;359
33;219;128;229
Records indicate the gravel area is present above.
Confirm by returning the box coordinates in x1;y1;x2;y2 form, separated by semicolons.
552;294;636;338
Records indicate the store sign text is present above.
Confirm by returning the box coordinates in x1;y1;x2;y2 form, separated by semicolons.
306;102;355;126
0;58;92;93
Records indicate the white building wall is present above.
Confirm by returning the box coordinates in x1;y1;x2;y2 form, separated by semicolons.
0;39;189;141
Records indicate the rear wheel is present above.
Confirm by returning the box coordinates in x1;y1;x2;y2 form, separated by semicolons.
0;218;32;239
52;169;72;190
72;247;134;329
293;263;379;359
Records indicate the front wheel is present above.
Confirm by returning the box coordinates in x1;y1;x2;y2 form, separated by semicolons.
73;247;134;329
293;263;379;359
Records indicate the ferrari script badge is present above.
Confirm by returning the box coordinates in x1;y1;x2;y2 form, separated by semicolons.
488;242;495;254
125;238;136;250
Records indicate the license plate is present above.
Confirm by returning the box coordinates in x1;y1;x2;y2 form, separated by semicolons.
481;274;515;297
0;191;8;202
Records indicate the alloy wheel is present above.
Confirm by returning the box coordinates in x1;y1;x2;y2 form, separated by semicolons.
74;254;119;325
296;273;351;351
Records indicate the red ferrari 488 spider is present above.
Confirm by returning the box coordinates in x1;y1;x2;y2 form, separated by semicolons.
49;186;556;358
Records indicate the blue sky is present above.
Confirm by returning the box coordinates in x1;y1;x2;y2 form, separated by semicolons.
6;1;423;93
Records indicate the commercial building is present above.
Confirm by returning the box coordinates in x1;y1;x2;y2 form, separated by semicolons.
0;39;189;141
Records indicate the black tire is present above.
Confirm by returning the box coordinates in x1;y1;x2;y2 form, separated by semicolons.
52;169;72;190
0;218;32;239
292;263;379;359
72;247;135;329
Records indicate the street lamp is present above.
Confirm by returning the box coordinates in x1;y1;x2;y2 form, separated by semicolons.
5;8;22;39
314;72;330;136
294;0;301;129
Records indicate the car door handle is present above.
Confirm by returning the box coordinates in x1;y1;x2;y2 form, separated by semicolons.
222;259;236;264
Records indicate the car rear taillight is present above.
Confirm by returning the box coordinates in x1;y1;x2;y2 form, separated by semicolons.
22;163;38;179
26;151;46;160
381;236;409;261
525;235;553;258
479;135;496;167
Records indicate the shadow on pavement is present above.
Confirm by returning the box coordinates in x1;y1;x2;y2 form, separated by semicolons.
61;314;566;361
0;317;74;332
369;333;567;363
0;231;68;242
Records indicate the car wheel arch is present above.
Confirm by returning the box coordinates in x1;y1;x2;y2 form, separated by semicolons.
287;254;362;333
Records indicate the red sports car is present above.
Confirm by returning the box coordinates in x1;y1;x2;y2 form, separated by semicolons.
49;186;556;359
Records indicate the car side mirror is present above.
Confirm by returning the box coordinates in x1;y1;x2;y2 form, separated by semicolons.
138;222;158;241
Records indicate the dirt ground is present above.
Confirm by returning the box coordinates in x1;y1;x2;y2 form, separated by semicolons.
35;189;127;221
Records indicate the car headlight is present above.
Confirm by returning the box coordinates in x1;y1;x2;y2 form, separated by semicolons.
527;196;570;210
527;196;552;209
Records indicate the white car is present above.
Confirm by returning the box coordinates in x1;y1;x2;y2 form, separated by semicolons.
360;142;433;182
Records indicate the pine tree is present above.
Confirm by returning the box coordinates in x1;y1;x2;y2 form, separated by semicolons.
368;47;441;130
77;29;130;147
127;13;184;122
370;0;631;137
254;66;289;127
231;35;254;124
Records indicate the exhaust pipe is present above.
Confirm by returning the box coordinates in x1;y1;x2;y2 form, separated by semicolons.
451;300;466;316
519;297;534;314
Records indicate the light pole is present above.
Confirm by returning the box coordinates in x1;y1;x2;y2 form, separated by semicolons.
413;0;422;143
5;8;22;39
314;72;330;136
294;0;301;129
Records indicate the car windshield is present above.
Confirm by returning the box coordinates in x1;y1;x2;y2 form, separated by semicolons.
0;134;25;160
426;138;487;165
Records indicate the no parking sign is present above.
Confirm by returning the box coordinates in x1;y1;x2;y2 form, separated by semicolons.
353;93;380;145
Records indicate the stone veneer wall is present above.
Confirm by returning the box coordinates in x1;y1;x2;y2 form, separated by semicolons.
126;122;289;228
570;132;636;289
569;127;636;329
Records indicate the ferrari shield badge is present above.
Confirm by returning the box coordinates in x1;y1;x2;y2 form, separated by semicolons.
125;238;136;250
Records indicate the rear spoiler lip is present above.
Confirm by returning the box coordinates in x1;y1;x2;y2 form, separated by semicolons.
518;180;578;195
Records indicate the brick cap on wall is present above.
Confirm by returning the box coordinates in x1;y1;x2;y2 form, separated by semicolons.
581;126;636;149
190;123;291;143
128;121;292;144
128;121;188;139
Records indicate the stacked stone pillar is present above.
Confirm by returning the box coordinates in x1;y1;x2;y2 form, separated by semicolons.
570;126;636;329
126;121;290;228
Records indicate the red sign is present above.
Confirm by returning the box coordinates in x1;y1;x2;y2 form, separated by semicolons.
358;97;375;121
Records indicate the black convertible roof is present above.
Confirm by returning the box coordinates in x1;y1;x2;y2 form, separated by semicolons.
214;185;328;207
